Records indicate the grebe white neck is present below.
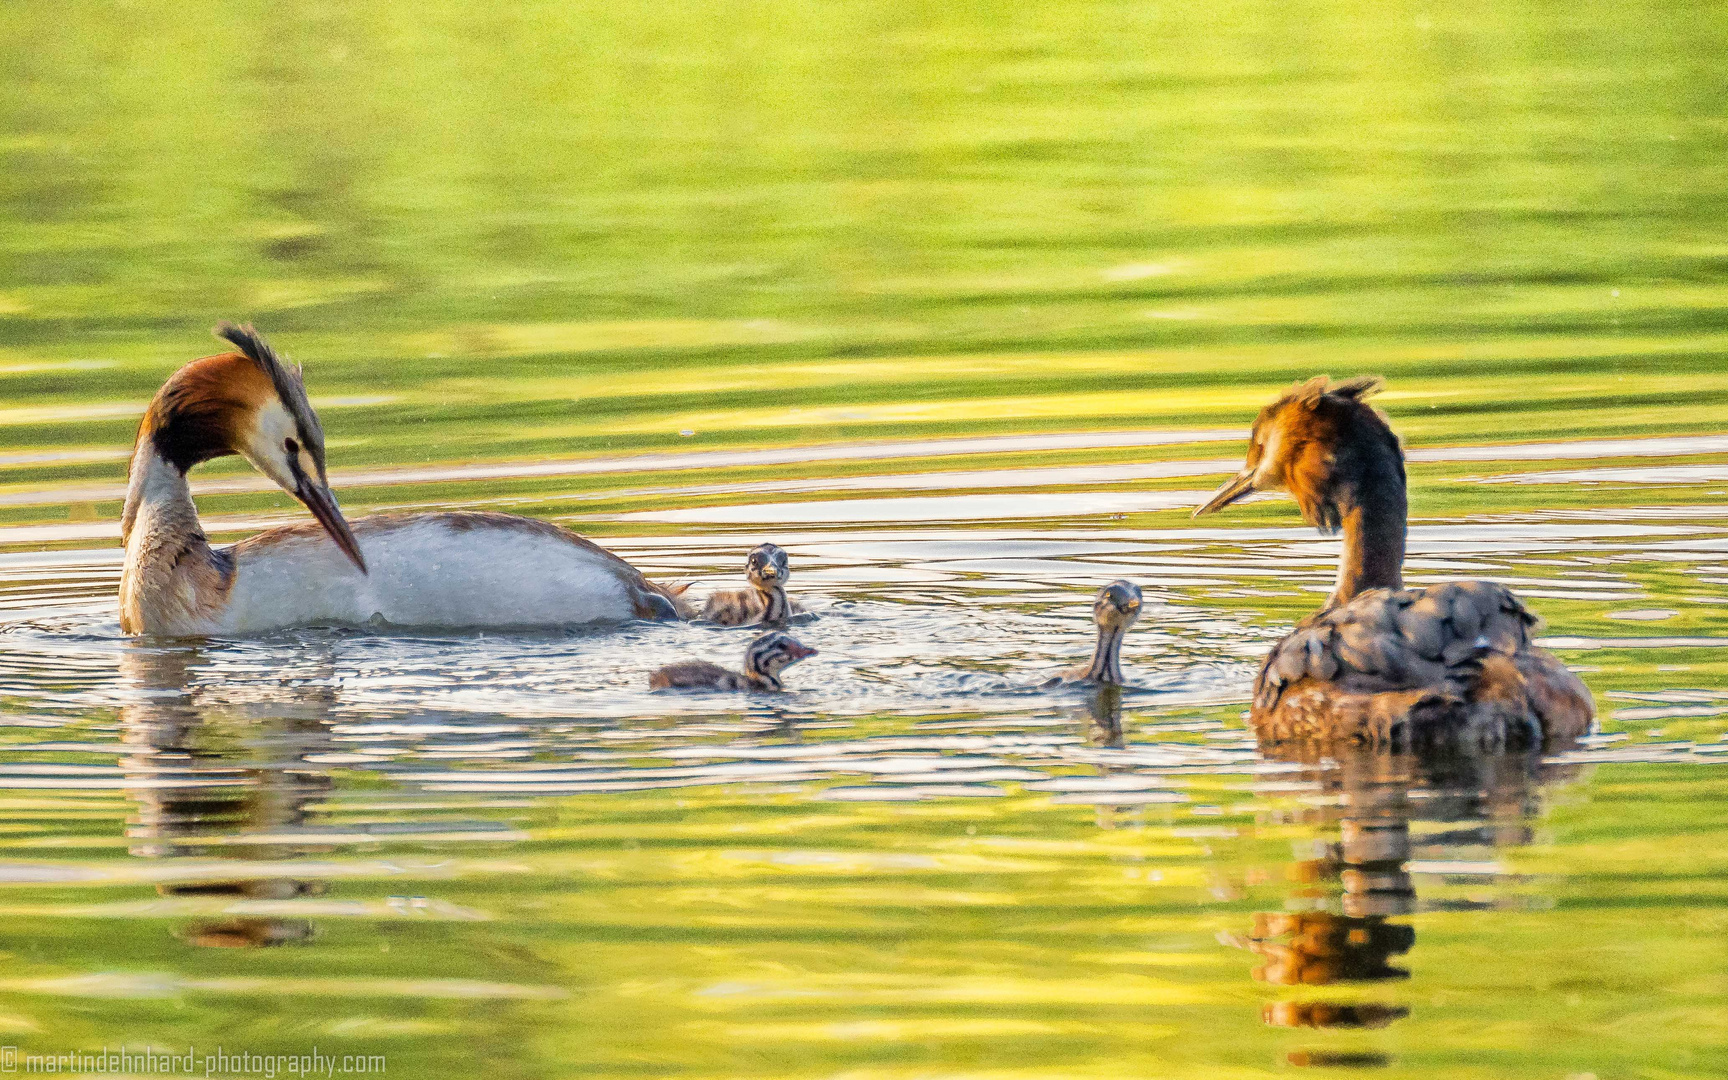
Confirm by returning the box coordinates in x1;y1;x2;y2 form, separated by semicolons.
119;446;233;636
122;443;196;544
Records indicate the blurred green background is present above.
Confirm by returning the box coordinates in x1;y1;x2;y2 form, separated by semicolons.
2;5;1728;1078
2;0;1727;471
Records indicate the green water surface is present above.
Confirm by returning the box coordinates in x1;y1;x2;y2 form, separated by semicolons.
0;2;1725;1078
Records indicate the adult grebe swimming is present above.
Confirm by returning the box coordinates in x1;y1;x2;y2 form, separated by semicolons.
121;325;681;634
1194;377;1593;751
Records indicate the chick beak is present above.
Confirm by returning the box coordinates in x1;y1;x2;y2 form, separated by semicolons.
295;476;367;573
786;641;817;660
759;565;778;580
1194;470;1257;517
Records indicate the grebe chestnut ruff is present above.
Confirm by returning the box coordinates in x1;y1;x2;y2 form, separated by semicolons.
1194;376;1594;750
121;326;681;635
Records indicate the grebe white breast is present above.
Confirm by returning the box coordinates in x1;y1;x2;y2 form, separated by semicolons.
224;511;682;631
122;326;681;635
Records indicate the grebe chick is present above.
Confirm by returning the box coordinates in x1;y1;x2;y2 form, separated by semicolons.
125;326;685;635
648;631;817;692
121;324;367;635
1046;580;1142;686
698;543;803;625
1194;376;1593;751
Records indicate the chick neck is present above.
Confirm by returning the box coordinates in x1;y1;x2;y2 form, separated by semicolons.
1083;618;1128;684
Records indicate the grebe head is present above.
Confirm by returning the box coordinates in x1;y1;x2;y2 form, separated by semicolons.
745;543;790;589
1094;580;1143;633
742;631;817;683
1193;375;1402;533
137;324;365;571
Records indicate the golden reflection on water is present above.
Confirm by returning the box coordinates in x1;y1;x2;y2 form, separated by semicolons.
0;536;1715;1077
1;0;1726;1069
1226;748;1591;1063
119;645;334;950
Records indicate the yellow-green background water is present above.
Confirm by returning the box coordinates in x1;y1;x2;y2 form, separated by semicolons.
1;1;1726;1077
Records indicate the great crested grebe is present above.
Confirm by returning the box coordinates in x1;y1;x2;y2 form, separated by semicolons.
121;324;366;635
122;326;682;635
1194;376;1594;750
699;543;802;625
1046;580;1142;686
648;631;817;691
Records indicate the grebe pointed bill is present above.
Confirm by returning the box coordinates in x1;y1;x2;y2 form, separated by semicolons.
1196;376;1593;751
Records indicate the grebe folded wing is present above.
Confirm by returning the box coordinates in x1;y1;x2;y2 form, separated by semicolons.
1196;377;1593;749
221;512;681;632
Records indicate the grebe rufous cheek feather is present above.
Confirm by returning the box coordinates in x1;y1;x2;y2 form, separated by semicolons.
649;631;818;692
119;324;366;636
1047;579;1142;686
1195;377;1593;751
123;326;686;635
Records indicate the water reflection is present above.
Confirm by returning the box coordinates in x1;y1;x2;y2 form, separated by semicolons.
1081;685;1125;748
118;644;335;949
1235;751;1584;1043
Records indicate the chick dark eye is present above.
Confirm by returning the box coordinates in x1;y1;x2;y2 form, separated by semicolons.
284;437;300;454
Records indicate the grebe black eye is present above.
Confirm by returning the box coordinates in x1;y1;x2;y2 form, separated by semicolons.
284;437;299;454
